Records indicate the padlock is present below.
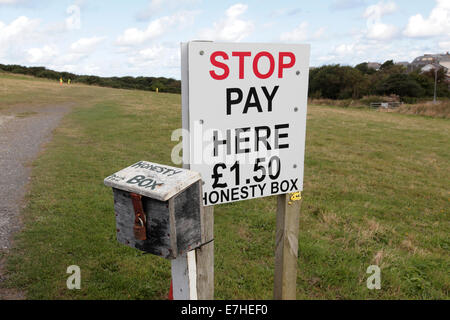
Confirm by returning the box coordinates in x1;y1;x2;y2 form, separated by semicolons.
130;193;147;241
133;217;147;240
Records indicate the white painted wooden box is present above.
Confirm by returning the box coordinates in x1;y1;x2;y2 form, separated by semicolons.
104;161;204;259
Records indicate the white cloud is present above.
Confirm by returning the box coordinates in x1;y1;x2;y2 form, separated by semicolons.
199;3;254;42
317;55;337;62
366;22;397;40
331;0;366;11
26;36;105;66
128;45;177;65
27;45;58;63
439;41;450;50
60;36;106;64
138;0;164;19
317;1;446;67
70;36;105;53
125;44;181;78
117;11;197;46
280;22;308;42
330;38;383;62
363;1;396;20
0;0;28;4
280;22;326;42
0;16;39;58
324;39;441;67
403;0;450;38
47;63;101;75
270;7;302;17
133;46;165;61
363;1;398;40
335;43;355;55
66;5;81;31
313;27;326;39
136;0;200;20
0;16;37;42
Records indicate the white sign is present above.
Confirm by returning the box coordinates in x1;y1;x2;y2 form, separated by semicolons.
182;42;310;205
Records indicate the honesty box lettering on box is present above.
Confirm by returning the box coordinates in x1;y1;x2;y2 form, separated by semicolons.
104;161;201;201
183;42;310;205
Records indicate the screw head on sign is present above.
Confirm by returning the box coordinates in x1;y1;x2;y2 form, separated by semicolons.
296;70;300;75
294;107;298;112
200;50;204;55
293;164;297;168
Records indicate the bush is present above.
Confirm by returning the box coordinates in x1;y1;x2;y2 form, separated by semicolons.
375;74;425;97
396;100;450;118
401;97;417;104
309;65;368;99
0;63;181;94
308;62;450;101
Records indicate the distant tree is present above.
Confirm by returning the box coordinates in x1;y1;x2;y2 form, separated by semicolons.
309;64;368;99
355;62;376;75
380;60;394;70
409;71;434;96
375;73;425;97
423;67;446;83
0;63;181;93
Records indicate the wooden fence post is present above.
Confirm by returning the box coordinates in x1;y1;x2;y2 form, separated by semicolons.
274;192;302;300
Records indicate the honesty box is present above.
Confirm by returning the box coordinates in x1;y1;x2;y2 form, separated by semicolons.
182;42;310;206
104;161;204;258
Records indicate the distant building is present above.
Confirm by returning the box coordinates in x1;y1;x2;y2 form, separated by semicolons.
412;53;449;82
411;53;450;72
439;53;450;81
420;64;437;73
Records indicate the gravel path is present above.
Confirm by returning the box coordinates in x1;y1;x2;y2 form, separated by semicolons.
0;103;72;299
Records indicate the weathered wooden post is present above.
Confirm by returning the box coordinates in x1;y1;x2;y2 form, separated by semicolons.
177;42;215;300
195;206;214;299
274;191;302;299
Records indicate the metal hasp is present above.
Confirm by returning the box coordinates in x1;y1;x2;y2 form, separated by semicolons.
104;160;204;259
130;193;147;241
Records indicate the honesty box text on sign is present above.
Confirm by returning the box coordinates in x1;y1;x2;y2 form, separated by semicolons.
182;42;310;206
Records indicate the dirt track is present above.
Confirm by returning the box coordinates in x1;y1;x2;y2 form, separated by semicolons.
0;103;72;299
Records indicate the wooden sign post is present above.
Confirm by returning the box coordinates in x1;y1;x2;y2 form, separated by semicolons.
169;43;215;300
180;41;310;300
274;192;302;299
196;206;214;299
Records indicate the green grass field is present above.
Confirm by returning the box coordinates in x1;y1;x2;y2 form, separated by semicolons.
1;72;449;299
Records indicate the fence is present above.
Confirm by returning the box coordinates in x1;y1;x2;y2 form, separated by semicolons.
370;102;401;109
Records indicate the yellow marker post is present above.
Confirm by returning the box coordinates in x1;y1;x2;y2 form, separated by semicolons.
156;88;159;93
60;78;63;85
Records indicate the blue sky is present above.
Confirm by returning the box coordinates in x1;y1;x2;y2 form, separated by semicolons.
0;0;448;79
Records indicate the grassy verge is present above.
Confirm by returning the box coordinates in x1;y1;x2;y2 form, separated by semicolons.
395;100;450;119
1;73;449;299
309;97;450;119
